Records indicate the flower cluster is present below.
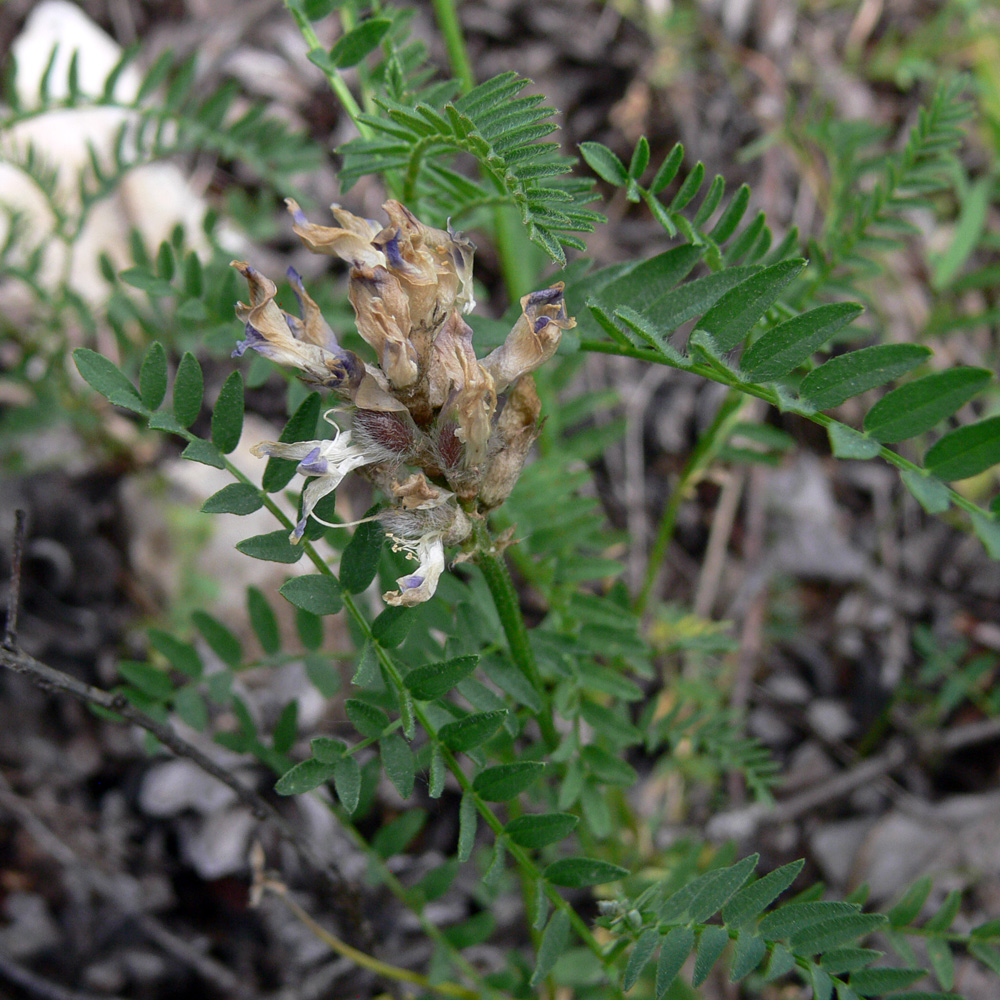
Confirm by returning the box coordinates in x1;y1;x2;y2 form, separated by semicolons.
232;200;574;606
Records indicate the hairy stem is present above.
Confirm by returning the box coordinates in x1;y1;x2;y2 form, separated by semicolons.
472;518;558;750
283;2;369;136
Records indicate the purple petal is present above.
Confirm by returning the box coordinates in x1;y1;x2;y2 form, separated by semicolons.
297;447;328;476
533;316;550;333
232;322;266;358
382;233;404;270
527;287;563;307
399;575;424;590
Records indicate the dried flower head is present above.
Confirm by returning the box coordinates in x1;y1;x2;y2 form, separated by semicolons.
232;199;575;605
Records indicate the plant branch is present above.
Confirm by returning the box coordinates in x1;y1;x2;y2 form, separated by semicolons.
579;338;993;525
265;880;478;999
472;519;558;749
283;1;369;137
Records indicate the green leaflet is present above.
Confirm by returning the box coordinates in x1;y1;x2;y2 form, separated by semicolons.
579;141;628;185
863;367;992;443
201;483;263;515
118;660;173;699
139;341;167;409
274;758;336;796
799;344;931;411
404;655;479;700
730;933;767;981
329;18;391;68
642;265;762;338
693;924;731;986
848;967;926;994
925;415;1000;481
438;710;507;752
339;516;385;593
73;348;146;414
211;370;244;454
740;302;864;381
457;792;477;863
333;756;361;812
473;762;546;802
656;926;695;998
262;392;321;493
379;732;415;798
148;629;202;678
723;859;804;928
698;258;806;351
543;857;628;887
759;901;859;940
192;611;242;667
504;812;578;849
530;910;570;986
236;530;303;564
899;471;951;514
278;575;344;616
345;699;389;739
172;351;203;427
623;926;659;992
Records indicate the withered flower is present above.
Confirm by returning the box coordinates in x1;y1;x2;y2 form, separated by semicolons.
232;199;575;605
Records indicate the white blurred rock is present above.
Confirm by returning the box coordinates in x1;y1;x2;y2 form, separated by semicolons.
813;790;1000;902
806;698;856;743
181;808;256;880
139;758;239;817
0;1;225;310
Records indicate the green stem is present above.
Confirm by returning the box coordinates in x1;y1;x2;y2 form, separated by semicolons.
430;0;476;94
635;389;746;615
579;338;992;524
427;0;542;301
472;519;558;750
284;1;369;136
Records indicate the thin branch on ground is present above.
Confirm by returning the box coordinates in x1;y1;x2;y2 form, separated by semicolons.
0;948;128;1000
0;773;249;997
